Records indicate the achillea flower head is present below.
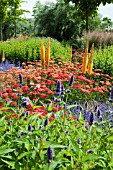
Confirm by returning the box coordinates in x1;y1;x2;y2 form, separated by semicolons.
56;80;61;96
19;73;23;84
89;112;94;125
47;146;54;163
28;124;32;131
69;74;74;86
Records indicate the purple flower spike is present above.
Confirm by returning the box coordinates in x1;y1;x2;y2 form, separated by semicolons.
56;80;61;96
110;86;113;99
47;146;54;163
44;118;49;126
89;112;94;125
28;124;32;131
97;109;101;118
19;73;23;84
69;74;74;86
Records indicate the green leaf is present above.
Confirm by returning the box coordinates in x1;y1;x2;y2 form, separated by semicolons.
0;148;15;155
18;152;29;160
107;135;113;142
69;138;79;156
0;116;6;126
84;155;105;162
49;161;60;170
78;112;84;123
45;141;67;149
1;159;15;169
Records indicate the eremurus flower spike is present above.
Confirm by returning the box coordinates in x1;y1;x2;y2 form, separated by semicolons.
40;43;45;69
70;46;72;58
82;39;89;74
87;43;94;75
2;50;5;62
45;37;50;68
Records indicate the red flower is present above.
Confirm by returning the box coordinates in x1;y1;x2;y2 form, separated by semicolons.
22;86;30;91
40;94;46;99
49;114;55;122
13;95;19;100
11;102;17;107
73;116;77;120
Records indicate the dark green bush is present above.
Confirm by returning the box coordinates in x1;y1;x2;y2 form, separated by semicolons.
0;37;70;63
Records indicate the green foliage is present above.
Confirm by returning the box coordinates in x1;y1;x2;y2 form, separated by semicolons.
0;97;113;169
94;45;113;76
0;37;70;63
65;0;113;31
33;0;83;44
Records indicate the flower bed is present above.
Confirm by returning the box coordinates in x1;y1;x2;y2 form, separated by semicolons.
0;56;113;169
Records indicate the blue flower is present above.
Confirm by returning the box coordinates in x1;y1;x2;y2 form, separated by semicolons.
28;124;32;131
44;119;49;126
89;112;94;125
69;74;74;86
87;149;93;154
56;80;61;96
110;86;113;99
47;146;54;163
19;73;23;84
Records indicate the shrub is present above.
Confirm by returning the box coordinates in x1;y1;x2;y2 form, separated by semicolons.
0;37;70;63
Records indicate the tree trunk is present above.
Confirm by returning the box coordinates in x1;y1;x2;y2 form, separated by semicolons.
0;23;3;41
86;8;88;33
14;21;17;38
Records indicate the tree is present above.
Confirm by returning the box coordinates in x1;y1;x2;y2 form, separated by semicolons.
33;0;83;43
65;0;113;32
0;0;24;40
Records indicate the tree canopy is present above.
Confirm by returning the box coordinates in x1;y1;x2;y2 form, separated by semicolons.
65;0;113;31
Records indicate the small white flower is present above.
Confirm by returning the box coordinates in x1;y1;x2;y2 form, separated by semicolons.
34;84;40;90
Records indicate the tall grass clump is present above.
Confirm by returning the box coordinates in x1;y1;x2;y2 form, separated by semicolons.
0;37;70;63
83;30;113;49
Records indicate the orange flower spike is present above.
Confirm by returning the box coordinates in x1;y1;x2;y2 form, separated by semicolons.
82;39;89;74
70;46;72;58
87;43;94;75
2;50;5;62
40;43;45;69
45;37;50;68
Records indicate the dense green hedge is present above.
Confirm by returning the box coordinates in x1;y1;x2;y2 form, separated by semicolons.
94;45;113;76
0;37;70;63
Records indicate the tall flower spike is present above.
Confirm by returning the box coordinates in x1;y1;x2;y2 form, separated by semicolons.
70;46;72;58
82;39;89;74
47;146;54;163
110;86;113;99
40;43;45;69
87;43;94;75
89;112;94;125
2;50;5;62
45;37;50;68
56;80;61;96
69;74;74;86
19;73;23;84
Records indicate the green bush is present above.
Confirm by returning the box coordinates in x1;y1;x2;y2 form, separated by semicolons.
94;45;113;76
0;37;70;63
